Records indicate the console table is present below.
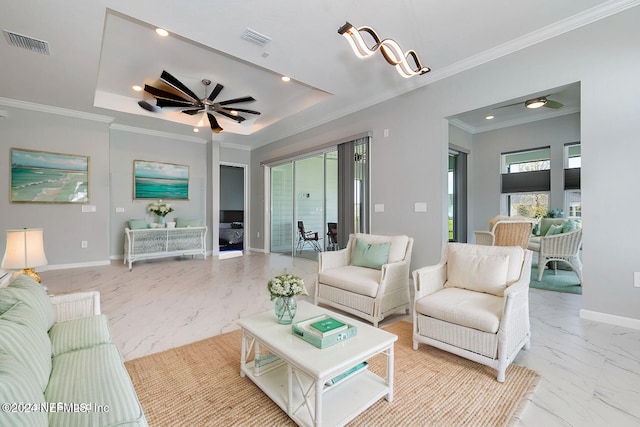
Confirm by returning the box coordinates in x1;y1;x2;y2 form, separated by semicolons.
124;226;207;270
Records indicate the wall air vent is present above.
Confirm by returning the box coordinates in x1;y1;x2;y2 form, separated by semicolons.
241;28;271;47
3;29;51;55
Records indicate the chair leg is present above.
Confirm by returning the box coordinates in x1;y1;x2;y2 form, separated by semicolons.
537;257;546;281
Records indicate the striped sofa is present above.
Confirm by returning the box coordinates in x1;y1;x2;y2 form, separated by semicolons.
0;274;147;427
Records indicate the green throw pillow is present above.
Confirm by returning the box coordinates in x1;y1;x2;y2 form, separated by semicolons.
128;219;148;229
562;220;578;233
546;224;563;236
350;238;391;270
176;218;200;228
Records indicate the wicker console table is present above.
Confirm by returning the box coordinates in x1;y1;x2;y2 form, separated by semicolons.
124;226;207;270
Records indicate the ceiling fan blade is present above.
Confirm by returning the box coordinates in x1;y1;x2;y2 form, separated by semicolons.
207;83;224;102
138;100;160;112
160;70;201;103
544;99;564;109
156;98;198;108
218;96;256;106
492;101;523;110
144;85;196;105
207;113;224;134
222;107;261;115
215;110;245;122
181;108;203;115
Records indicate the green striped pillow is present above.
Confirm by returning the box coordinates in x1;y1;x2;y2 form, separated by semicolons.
0;302;52;392
47;344;147;427
48;315;112;357
0;352;47;427
0;274;54;330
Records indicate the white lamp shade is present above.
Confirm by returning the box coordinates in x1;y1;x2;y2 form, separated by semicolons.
2;228;48;269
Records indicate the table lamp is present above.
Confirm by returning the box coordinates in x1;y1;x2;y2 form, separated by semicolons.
2;228;48;283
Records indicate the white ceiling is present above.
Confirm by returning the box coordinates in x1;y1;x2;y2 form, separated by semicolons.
0;0;633;148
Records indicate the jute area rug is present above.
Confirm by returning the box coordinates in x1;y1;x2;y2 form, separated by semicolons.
125;321;539;426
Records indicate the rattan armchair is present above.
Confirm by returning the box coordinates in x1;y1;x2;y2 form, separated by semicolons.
537;228;583;282
474;216;534;249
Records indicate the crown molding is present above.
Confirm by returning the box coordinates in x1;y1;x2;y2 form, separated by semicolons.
110;123;207;144
0;97;114;123
220;141;252;151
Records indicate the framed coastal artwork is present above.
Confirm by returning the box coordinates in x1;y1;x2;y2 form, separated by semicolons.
133;160;189;200
10;148;90;203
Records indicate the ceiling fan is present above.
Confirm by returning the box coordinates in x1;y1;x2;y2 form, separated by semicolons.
138;70;260;134
493;95;564;111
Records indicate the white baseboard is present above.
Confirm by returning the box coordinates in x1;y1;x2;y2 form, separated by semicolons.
580;309;640;331
41;260;112;271
218;250;243;259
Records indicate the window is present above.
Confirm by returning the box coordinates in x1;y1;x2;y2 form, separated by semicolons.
564;143;581;218
501;147;550;218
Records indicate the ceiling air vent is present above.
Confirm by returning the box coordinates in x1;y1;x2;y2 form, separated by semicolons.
241;28;271;47
3;29;51;55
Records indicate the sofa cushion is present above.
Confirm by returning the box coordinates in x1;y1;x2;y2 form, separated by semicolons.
538;218;566;236
0;352;48;427
176;217;200;228
49;314;112;357
445;243;525;296
562;219;579;233
318;265;382;297
546;224;563;235
128;219;148;229
0;302;52;392
0;274;54;330
415;287;503;333
352;233;409;264
350;238;391;270
46;343;147;427
528;236;541;252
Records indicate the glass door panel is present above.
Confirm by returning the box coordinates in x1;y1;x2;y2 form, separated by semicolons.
294;154;324;259
270;163;293;254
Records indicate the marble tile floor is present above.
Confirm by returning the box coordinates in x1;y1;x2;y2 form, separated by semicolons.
39;252;640;427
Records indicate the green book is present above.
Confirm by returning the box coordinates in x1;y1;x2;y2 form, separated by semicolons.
310;317;347;336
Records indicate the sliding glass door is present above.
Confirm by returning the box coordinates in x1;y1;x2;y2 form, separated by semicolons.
270;151;338;258
269;135;370;258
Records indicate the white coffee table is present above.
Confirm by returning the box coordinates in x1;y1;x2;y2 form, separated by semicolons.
238;300;397;427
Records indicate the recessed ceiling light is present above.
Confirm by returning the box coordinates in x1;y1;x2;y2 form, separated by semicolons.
155;28;169;37
281;76;291;82
132;85;143;92
485;115;494;120
193;128;199;133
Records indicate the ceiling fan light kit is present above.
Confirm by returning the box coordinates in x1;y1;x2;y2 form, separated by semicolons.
525;97;547;109
338;22;430;78
138;70;260;134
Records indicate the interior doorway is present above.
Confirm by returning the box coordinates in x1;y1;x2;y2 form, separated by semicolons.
219;163;247;258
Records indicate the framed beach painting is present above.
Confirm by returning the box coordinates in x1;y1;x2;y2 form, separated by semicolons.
133;160;189;200
10;148;90;203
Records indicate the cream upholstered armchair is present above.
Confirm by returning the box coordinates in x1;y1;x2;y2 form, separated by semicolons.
315;233;413;327
474;216;534;249
412;243;532;382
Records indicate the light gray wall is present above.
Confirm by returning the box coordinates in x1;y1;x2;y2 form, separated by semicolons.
469;113;580;240
251;8;640;322
0;108;111;267
109;129;209;258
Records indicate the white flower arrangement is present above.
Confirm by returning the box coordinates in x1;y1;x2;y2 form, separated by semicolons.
147;200;174;217
267;273;307;301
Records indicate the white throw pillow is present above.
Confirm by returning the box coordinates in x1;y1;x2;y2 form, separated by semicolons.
446;251;510;296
